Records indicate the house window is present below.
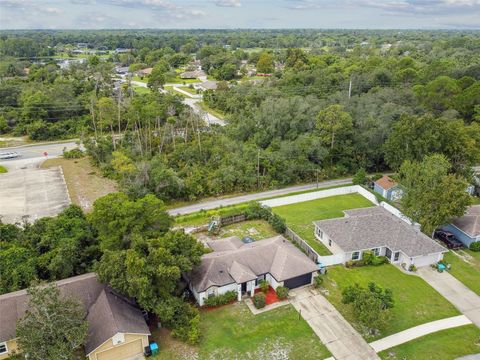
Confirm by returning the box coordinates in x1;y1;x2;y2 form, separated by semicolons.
372;248;380;256
328;239;332;246
317;228;323;238
207;288;215;298
0;342;7;354
255;275;265;286
352;251;360;261
394;252;400;262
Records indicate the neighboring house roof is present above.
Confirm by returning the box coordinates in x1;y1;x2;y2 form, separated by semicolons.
451;205;480;238
375;175;398;190
207;236;244;252
199;80;217;90
187;236;318;293
180;70;205;79
86;289;150;355
137;67;153;75
313;207;446;257
0;273;149;354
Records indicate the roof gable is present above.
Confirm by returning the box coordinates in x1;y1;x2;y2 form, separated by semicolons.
452;205;480;238
375;175;398;190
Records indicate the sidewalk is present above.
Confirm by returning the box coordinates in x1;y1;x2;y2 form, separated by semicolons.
289;287;379;360
369;315;472;352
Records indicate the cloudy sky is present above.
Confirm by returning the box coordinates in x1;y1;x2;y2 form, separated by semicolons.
0;0;479;30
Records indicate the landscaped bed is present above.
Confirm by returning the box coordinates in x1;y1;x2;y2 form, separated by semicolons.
153;303;330;359
444;249;480;296
273;193;374;255
254;286;280;305
322;264;460;341
378;324;480;360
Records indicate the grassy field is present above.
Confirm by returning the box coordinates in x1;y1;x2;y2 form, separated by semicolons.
154;303;331;360
133;85;150;94
177;85;198;94
132;75;147;83
273;193;374;255
378;324;480;360
197;101;226;120
41;157;117;212
168;75;201;84
322;265;460;341
0;165;7;173
444;250;480;295
211;219;278;240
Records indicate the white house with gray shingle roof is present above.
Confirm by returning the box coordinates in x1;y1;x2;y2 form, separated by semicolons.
185;236;318;306
442;205;480;247
313;207;446;268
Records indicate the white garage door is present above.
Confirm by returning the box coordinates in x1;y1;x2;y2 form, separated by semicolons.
96;339;143;360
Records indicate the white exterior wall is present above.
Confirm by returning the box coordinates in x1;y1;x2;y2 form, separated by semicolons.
266;273;283;289
195;283;238;306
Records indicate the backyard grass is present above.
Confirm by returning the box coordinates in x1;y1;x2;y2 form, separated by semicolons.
444;250;480;296
0;165;7;173
211;219;278;240
41;157;117;212
378;324;480;360
168;76;201;84
273;193;374;255
322;264;460;341
132;75;147;83
177;85;198;95
132;85;150;94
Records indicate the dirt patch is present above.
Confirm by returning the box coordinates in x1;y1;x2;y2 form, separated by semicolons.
152;328;198;360
41;157;117;212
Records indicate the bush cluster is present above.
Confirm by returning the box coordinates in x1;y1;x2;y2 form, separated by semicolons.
203;291;237;307
314;275;324;288
244;202;286;233
345;251;388;268
63;148;85;159
253;293;266;309
470;242;480;252
258;279;269;293
275;286;289;299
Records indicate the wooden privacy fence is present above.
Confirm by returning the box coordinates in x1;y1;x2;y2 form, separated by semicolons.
220;214;246;226
284;227;319;263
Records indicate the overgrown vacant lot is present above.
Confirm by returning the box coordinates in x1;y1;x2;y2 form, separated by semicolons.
322;265;460;341
212;219;278;240
444;250;480;296
378;324;480;360
273;194;374;255
155;303;331;360
41;157;117;212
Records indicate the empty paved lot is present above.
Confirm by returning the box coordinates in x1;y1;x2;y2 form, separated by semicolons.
0;166;70;223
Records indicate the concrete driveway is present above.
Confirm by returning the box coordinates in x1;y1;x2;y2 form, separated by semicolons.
418;267;480;327
290;287;379;360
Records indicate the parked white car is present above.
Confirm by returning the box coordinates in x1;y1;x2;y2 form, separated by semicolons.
0;151;20;159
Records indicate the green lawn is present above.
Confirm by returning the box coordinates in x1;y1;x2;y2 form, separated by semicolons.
168;76;201;84
197;102;226;120
273;194;374;255
444;250;480;295
132;75;147;83
177;86;198;95
322;265;460;341
132;86;150;94
378;324;480;360
215;219;278;240
198;303;331;360
0;165;7;174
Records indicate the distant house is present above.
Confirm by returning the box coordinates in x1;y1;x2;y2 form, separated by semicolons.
180;70;206;79
115;48;132;54
185;236;318;306
374;175;404;201
195;80;218;91
313;207;446;268
136;67;153;77
115;66;130;75
0;273;150;360
443;205;480;247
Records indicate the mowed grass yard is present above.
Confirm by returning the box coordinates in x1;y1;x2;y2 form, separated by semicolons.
41;157;117;212
322;265;460;341
273;193;374;255
444;249;480;296
378;324;480;360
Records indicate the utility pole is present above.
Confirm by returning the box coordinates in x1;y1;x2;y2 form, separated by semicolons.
257;149;260;189
348;77;352;99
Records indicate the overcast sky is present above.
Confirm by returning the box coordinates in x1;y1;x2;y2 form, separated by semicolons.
0;0;479;30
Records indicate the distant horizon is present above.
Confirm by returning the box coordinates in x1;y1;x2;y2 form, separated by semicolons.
1;0;479;31
1;27;479;31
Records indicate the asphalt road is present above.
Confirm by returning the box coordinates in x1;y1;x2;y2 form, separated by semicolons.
0;141;79;162
168;177;352;216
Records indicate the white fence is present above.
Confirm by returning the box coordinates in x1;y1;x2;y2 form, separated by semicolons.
317;254;345;266
260;185;379;208
379;201;421;230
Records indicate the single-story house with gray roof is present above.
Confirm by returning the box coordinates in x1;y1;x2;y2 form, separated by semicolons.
185;236;318;306
0;273;150;360
313;207;446;268
442;205;480;247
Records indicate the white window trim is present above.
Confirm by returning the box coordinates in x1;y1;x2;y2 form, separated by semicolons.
352;251;360;261
0;342;8;354
372;248;380;256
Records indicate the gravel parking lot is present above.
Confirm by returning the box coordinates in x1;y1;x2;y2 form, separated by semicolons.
0;166;70;224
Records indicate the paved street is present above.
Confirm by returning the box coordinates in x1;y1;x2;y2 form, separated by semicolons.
418;267;480;327
0;140;78;162
290;287;379;360
168;178;352;216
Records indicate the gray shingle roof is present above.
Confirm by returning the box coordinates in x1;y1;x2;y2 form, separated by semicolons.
313;207;446;257
207;236;244;252
452;205;480;238
187;235;318;293
0;273;149;354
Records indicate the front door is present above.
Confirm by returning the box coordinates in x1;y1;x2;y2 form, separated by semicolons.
385;247;392;260
241;282;247;294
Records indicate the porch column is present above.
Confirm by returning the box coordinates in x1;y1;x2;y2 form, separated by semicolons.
237;284;242;302
250;280;255;297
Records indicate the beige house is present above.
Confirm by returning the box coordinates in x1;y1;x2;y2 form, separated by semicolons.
0;273;150;360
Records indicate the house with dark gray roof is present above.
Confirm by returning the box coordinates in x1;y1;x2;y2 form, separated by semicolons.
186;235;318;306
0;273;150;360
313;207;446;268
442;205;480;247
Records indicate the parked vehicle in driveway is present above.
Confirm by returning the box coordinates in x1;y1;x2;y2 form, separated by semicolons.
0;151;20;159
434;230;464;249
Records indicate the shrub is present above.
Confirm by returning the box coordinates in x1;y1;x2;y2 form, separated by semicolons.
63;148;84;159
259;279;269;293
276;286;289;299
253;293;266;309
408;264;417;272
353;168;367;185
244;202;286;234
203;291;237;307
470;242;480;252
314;275;324;288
